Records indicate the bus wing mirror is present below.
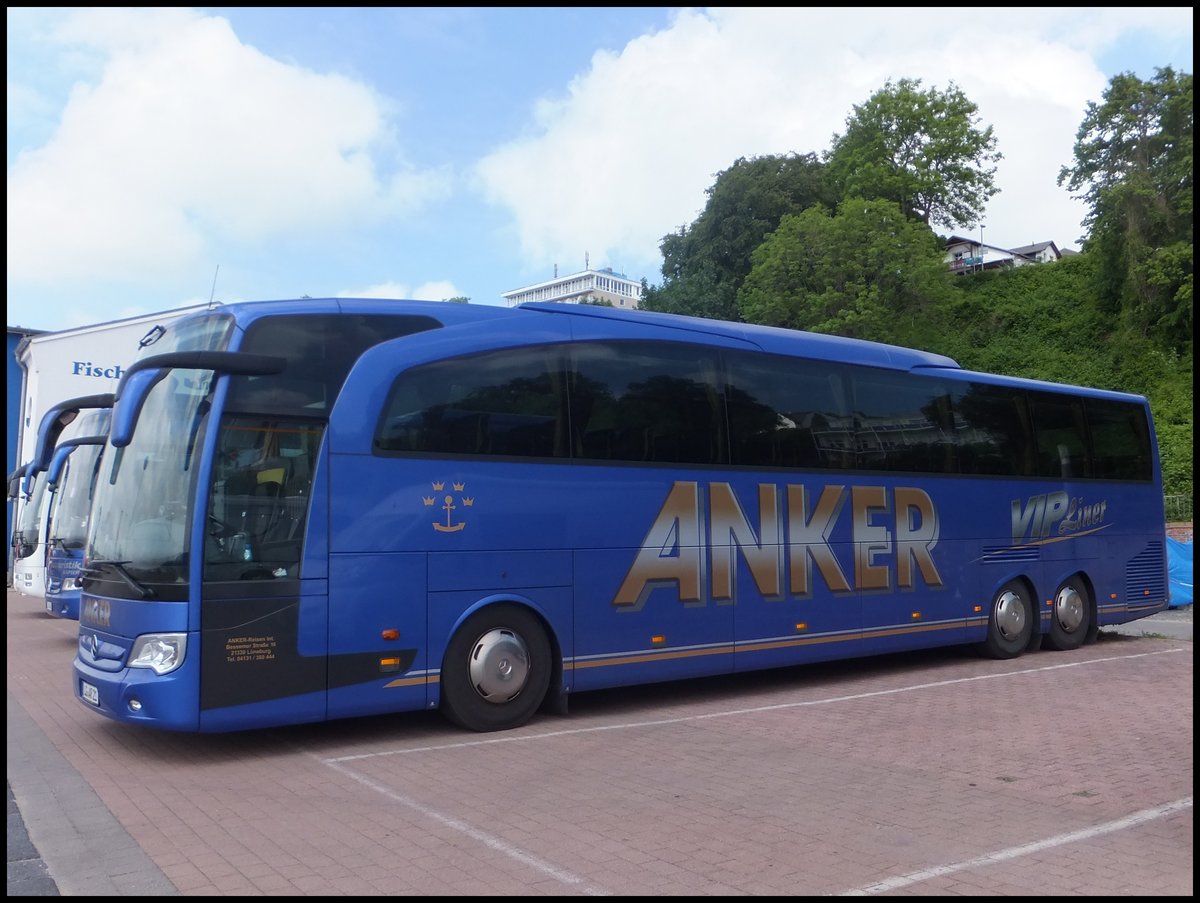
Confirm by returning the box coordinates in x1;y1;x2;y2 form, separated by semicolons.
30;393;115;475
110;351;287;448
111;368;169;448
7;462;30;501
46;435;107;489
47;445;75;489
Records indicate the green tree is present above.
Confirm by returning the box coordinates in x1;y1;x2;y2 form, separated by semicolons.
443;296;470;304
1057;67;1193;349
736;198;953;342
825;78;1001;230
642;153;835;321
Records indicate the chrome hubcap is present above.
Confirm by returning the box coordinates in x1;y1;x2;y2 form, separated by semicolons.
467;628;530;704
1055;586;1085;633
995;590;1026;640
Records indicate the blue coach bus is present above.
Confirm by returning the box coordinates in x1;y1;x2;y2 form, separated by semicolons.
43;408;112;619
72;298;1169;733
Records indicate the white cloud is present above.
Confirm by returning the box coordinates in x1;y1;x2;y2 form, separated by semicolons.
476;7;1192;278
7;8;452;287
339;280;464;302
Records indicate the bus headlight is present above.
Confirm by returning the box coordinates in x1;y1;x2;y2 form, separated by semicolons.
64;576;80;592
128;633;187;675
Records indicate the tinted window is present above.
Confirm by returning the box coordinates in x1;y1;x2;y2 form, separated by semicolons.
951;383;1035;476
569;342;723;464
725;351;853;469
1031;395;1091;478
376;346;568;458
228;314;440;415
1087;398;1152;481
373;339;1153;483
849;372;958;474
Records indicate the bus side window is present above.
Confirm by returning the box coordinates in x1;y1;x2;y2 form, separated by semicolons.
723;351;851;470
951;384;1034;477
375;348;568;459
1031;395;1091;479
1087;397;1152;481
569;342;723;465
849;372;959;475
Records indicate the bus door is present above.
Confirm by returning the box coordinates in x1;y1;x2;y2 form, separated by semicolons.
199;417;328;730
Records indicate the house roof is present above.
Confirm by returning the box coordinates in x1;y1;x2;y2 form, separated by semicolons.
1010;241;1060;257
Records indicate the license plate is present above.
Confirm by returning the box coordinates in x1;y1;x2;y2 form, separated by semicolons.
45;598;54;614
81;681;100;706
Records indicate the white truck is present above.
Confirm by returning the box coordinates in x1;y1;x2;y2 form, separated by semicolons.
9;304;207;588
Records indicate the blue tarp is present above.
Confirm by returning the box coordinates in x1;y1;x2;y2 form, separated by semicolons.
1167;538;1193;608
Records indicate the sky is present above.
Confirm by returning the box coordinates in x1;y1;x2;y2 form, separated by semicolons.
6;7;1194;333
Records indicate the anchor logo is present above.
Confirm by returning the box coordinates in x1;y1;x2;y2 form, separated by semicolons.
423;480;474;533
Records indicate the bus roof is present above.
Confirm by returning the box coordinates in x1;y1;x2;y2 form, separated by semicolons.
519;301;961;372
176;297;513;330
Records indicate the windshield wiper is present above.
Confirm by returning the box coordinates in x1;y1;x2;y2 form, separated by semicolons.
83;559;157;599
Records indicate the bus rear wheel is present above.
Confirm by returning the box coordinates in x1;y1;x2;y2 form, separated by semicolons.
440;604;551;732
979;580;1033;660
1044;577;1091;651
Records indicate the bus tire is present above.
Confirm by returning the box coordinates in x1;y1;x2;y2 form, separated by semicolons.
1044;576;1091;652
440;604;551;732
979;580;1033;660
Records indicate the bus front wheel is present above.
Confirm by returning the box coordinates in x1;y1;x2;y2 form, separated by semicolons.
979;580;1033;660
440;604;551;732
1044;577;1091;651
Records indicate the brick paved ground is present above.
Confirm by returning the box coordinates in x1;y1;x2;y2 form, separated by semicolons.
7;587;1193;896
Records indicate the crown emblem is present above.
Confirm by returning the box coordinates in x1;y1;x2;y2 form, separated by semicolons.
424;478;473;532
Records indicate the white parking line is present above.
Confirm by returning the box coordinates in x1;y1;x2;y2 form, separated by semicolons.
323;647;1186;764
838;797;1194;895
324;759;612;896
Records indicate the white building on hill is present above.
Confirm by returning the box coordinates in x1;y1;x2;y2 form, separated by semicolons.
503;266;643;309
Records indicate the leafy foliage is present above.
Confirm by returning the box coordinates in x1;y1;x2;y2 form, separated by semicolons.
641;153;834;321
825;78;1001;230
737;199;954;342
1058;67;1193;350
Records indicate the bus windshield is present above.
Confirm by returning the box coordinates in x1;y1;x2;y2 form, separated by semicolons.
86;314;233;594
49;443;105;551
